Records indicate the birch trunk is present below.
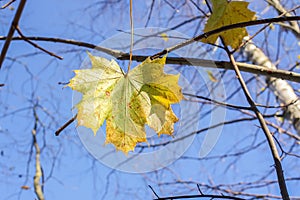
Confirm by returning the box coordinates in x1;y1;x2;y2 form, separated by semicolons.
242;37;300;135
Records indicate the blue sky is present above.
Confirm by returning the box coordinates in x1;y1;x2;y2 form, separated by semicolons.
0;0;299;199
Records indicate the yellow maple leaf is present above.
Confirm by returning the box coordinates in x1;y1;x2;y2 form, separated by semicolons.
201;0;256;49
68;53;183;153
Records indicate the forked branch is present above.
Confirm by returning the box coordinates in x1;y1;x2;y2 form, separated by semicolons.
221;38;290;199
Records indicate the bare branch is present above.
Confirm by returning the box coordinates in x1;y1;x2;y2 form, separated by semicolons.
15;26;63;60
153;194;246;200
1;0;16;9
0;0;27;69
148;185;160;198
32;108;45;200
184;93;251;110
1;36;300;83
119;54;300;83
0;36;124;58
266;0;300;38
221;38;290;199
55;114;77;136
151;16;300;59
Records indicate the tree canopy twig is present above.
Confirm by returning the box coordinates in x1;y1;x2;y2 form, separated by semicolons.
0;0;27;69
1;36;299;83
153;194;246;200
151;16;300;59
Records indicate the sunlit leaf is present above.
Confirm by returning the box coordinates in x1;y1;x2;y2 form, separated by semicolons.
201;0;256;49
68;53;183;153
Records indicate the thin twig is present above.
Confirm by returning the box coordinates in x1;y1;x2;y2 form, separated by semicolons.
233;5;300;53
239;110;300;141
145;0;155;27
151;16;300;59
273;134;300;158
184;93;251;110
0;0;27;69
197;184;204;195
266;1;300;38
190;0;209;17
153;194;245;200
204;0;212;14
15;26;63;60
0;36;125;58
55;114;77;136
148;185;160;199
256;99;299;109
137;116;265;148
1;0;16;9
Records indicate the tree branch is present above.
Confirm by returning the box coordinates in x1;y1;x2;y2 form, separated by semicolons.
55;114;77;136
151;16;300;59
221;38;290;199
1;36;299;83
1;0;16;9
15;26;63;60
0;0;27;69
118;54;300;83
153;194;245;200
32;107;45;200
0;36;124;58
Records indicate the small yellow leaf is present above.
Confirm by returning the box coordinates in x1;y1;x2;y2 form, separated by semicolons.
160;33;169;41
68;54;183;153
206;70;218;82
201;0;256;49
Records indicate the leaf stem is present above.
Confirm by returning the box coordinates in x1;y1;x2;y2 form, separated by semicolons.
127;0;134;74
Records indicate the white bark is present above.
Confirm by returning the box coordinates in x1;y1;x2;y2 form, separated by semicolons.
266;0;300;39
242;36;300;135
